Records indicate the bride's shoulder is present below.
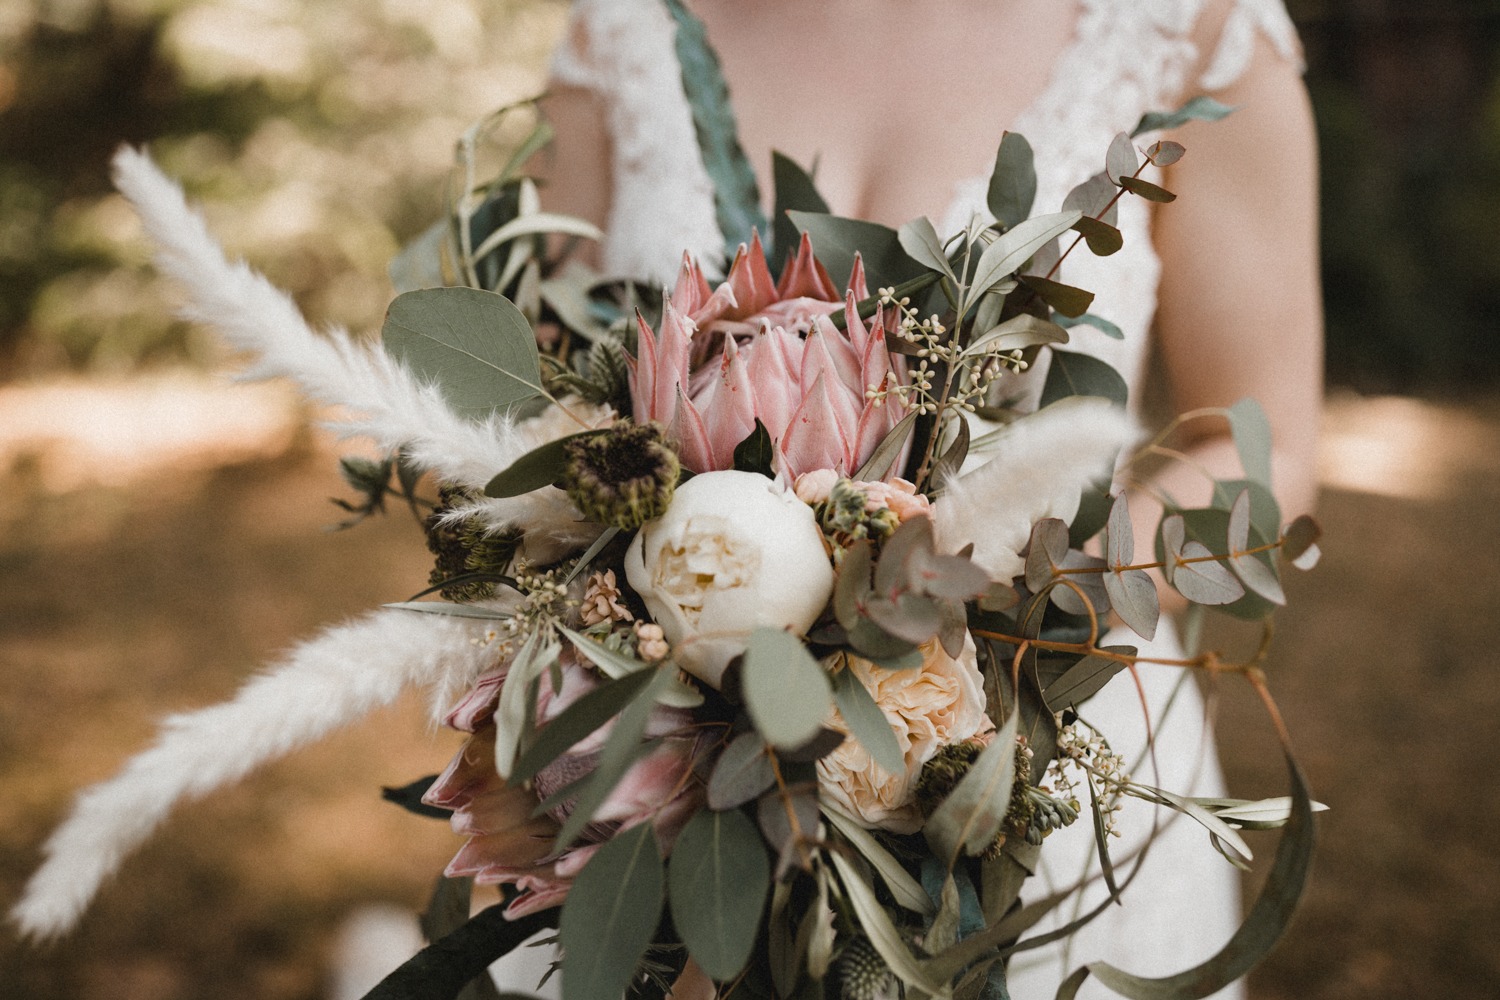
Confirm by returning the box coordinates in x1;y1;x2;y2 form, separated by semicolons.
1084;0;1303;89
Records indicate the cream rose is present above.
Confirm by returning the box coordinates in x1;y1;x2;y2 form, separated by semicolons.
624;470;835;686
817;634;988;833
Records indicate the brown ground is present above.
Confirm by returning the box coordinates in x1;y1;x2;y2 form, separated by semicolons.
1;386;1497;1000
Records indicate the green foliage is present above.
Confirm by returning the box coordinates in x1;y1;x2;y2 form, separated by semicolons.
359;903;557;1000
664;0;767;254
382;287;544;420
560;823;665;1000
743;627;834;751
668;808;770;980
787;211;927;292
772;152;830;268
986;132;1038;230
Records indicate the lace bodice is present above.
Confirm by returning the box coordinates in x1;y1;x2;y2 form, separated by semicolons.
551;0;1301;406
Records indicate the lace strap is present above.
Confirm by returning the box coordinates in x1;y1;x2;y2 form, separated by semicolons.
550;0;724;285
1198;0;1305;90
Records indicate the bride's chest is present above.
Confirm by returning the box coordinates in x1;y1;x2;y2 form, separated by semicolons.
695;0;1082;227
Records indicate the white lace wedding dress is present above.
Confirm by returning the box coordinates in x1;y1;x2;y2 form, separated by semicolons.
480;2;1304;998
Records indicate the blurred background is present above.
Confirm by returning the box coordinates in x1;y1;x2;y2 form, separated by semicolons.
1;0;1497;998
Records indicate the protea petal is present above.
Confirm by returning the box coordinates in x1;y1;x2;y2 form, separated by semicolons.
669;387;716;473
725;230;778;319
693;336;758;470
776;230;839;302
745;323;801;442
669;251;714;316
654;302;696;425
803;316;863;397
629;312;659;423
780;372;854;479
847;252;869;303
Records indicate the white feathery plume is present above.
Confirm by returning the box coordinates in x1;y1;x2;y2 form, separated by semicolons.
11;609;498;940
109;146;548;518
934;396;1140;581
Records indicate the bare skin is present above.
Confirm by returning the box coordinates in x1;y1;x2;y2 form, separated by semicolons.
537;0;1323;611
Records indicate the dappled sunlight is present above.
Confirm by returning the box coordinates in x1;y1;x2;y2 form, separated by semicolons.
0;371;302;492
1319;391;1500;502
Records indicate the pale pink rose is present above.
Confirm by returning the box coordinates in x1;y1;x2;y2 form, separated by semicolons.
793;468;841;504
858;477;931;522
816;634;987;833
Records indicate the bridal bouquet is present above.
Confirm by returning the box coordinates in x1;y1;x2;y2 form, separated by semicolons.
13;10;1322;1000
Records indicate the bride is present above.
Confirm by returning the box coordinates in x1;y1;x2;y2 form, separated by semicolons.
508;0;1323;996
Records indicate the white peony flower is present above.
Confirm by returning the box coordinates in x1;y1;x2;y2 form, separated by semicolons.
624;470;835;686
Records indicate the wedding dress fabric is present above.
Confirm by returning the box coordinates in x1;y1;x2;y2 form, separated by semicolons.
491;2;1304;998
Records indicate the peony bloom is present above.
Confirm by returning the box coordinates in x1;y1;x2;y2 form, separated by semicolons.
623;470;835;687
628;233;909;479
424;650;703;918
817;634;988;833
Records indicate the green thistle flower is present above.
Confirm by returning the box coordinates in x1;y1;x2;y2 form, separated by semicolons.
835;936;891;1000
560;422;679;529
424;487;518;602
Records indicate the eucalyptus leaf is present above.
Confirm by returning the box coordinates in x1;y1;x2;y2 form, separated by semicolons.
1018;274;1094;318
969;211;1083;302
359;904;556;1000
560;823;664;1000
831;663;905;776
1070;215;1124;256
560;626;650;680
898;216;956;279
1038;351;1129;408
382;287;544;421
1281;515;1322;567
828;852;947;994
383;601;512;620
1042;650;1130;713
962;313;1069;359
1104;567;1160;640
389;219;449;294
1171;540;1245;606
1062;172;1119;227
732;420;775;477
668;808;770;980
381;775;448;820
1227;398;1274;488
707;731;776;810
1227;489;1285;604
772;151;830;267
1056;756;1314;1000
744;627;834;750
664;0;766;250
1118;176;1177;203
512;667;657;783
821;804;935;916
1132;95;1237;137
553;667;674;849
788;211;926;292
484;431;601;498
1145;140;1186;167
1105;131;1139;185
987;131;1037;230
1056;312;1125;340
470;211;603;268
852;410;918;481
924;709;1020;865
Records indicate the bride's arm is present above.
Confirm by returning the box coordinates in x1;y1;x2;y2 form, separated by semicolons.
1142;21;1323;574
531;84;612;270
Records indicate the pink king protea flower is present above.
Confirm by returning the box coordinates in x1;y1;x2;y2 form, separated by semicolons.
628;232;909;480
424;651;705;919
